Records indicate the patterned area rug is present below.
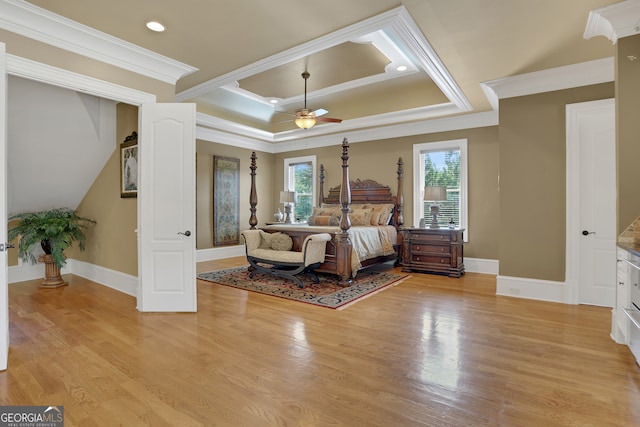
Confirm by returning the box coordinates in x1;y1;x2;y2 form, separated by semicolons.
197;266;409;310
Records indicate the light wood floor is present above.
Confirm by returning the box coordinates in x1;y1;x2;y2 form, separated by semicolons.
1;257;639;426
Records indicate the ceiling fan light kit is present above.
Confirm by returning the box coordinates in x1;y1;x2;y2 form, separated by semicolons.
294;71;342;129
295;109;317;129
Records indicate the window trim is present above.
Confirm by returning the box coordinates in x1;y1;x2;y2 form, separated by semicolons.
283;154;317;207
413;139;468;242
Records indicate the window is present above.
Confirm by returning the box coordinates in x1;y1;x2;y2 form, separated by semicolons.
413;139;468;241
284;155;316;222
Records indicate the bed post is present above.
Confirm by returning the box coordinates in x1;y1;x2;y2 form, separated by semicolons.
336;138;352;285
318;164;325;206
395;157;404;227
249;151;258;229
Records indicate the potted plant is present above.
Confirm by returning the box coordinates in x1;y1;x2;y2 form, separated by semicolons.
8;208;96;288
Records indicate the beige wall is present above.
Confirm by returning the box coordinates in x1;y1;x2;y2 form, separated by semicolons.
2;25;623;281
196;142;274;249
498;83;615;282
616;35;640;234
69;103;139;275
271;127;500;260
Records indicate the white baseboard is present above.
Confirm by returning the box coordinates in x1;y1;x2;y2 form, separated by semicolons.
8;260;70;283
66;259;138;296
9;258;138;297
196;245;245;262
8;246;244;296
496;275;569;303
465;257;498;275
17;254;557;305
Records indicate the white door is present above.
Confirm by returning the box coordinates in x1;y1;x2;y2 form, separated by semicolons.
138;103;196;312
566;99;616;306
0;43;9;369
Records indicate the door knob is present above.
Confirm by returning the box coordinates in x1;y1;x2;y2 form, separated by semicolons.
582;230;595;236
178;231;191;237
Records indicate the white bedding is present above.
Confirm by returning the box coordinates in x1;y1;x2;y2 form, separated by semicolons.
262;223;397;276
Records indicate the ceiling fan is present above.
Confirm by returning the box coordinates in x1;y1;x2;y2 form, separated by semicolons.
293;71;342;129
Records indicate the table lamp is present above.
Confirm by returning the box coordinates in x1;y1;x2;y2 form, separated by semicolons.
279;190;296;223
424;186;447;228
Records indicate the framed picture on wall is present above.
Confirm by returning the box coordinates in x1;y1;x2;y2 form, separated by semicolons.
213;155;240;246
120;131;138;198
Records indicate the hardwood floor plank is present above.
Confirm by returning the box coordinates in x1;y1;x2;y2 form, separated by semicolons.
1;259;639;426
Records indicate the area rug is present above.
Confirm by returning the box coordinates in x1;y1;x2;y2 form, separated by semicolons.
197;266;409;310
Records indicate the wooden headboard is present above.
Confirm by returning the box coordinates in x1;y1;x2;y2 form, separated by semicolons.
318;156;404;228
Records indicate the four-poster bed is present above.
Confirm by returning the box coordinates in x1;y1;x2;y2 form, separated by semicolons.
247;138;404;285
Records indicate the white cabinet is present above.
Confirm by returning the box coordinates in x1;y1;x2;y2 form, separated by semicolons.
614;247;640;364
612;248;631;344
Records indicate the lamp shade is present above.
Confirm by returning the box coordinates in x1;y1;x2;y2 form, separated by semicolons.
279;190;296;204
424;185;447;201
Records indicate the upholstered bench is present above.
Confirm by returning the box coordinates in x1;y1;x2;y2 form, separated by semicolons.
241;229;331;288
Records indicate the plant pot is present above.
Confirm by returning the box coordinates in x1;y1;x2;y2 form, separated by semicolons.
37;254;67;288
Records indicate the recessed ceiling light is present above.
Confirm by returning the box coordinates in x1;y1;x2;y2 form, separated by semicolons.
270;99;279;104
396;65;408;72
146;21;165;32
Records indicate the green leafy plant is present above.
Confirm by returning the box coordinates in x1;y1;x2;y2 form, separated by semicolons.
8;208;96;270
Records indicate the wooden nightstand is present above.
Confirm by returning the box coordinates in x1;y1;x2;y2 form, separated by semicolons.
400;227;465;277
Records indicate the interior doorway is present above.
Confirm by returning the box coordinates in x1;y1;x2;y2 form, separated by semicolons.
565;98;616;306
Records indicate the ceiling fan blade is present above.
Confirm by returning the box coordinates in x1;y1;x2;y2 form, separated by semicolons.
316;117;342;123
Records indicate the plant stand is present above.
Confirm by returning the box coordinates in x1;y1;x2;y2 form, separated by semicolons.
38;254;68;288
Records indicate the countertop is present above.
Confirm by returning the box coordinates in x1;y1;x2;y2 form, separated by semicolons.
618;240;640;258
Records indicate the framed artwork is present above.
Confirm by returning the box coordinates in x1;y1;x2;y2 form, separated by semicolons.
120;131;138;198
213;156;240;246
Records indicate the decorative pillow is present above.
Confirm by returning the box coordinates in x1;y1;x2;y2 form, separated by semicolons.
349;203;367;210
309;215;332;226
377;204;395;225
328;212;341;226
369;205;384;225
270;233;293;251
350;208;373;226
258;230;274;249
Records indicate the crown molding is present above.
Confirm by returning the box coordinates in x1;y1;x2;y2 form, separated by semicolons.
480;57;614;107
196;100;463;145
197;109;498;154
270;111;498;154
7;53;156;105
176;7;408;101
0;0;197;84
196;126;274;154
175;6;470;115
584;0;640;44
392;6;472;112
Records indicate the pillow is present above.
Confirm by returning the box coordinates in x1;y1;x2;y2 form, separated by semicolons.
309;215;332;226
369;205;384;225
350;208;373;226
377;204;395;225
258;230;274;249
270;233;293;251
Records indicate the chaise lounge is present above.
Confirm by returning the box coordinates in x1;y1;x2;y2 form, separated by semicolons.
241;229;332;288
